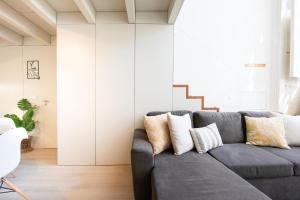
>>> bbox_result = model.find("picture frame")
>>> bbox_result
[27,60,40,80]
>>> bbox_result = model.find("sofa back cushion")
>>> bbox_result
[147,110,193,127]
[193,112,244,143]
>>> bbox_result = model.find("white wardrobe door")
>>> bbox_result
[135,24,174,128]
[96,23,135,165]
[57,24,96,165]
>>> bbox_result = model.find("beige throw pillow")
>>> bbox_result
[245,116,290,149]
[144,114,171,155]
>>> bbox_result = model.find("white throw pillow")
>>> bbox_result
[283,115,300,146]
[167,113,194,155]
[272,113,300,146]
[190,123,223,153]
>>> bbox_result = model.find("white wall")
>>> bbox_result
[135,24,174,128]
[174,0,280,112]
[278,0,300,115]
[0,47,23,116]
[0,42,57,148]
[23,45,57,148]
[290,0,300,78]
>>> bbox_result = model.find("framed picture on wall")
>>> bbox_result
[27,60,40,79]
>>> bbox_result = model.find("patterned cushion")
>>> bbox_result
[190,123,223,153]
[245,117,290,149]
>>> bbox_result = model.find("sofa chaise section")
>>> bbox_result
[152,151,271,200]
[131,128,271,200]
[131,110,300,200]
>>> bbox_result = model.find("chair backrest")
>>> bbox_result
[0,117,16,134]
[0,128,27,178]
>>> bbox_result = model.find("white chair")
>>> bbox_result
[0,124,31,199]
[0,117,16,134]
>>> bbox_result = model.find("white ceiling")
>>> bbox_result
[136,0,170,11]
[0,0,176,43]
[46,0,79,12]
[91,0,126,11]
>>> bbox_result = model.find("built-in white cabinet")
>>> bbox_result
[57,24,96,165]
[96,16,135,165]
[57,13,174,165]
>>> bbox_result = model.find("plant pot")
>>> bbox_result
[21,135,33,153]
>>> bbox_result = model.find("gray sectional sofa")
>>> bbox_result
[131,111,300,200]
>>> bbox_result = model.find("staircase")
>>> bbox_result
[173,84,220,112]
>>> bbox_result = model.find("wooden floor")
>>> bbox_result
[1,149,134,200]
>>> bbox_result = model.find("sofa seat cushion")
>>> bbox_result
[261,146,300,176]
[193,112,244,143]
[247,176,300,200]
[152,151,271,200]
[208,144,294,179]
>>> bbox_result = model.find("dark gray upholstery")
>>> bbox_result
[193,112,244,143]
[131,129,154,200]
[239,111,272,135]
[247,176,300,200]
[208,144,294,178]
[131,110,300,200]
[152,151,271,200]
[261,146,300,176]
[154,149,213,167]
[147,110,192,117]
[239,111,272,118]
[147,110,193,126]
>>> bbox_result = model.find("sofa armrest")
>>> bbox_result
[131,129,154,200]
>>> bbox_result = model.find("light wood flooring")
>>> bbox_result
[0,149,134,200]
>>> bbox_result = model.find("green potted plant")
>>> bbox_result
[5,99,38,152]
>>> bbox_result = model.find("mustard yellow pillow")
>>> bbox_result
[245,116,290,149]
[144,114,171,155]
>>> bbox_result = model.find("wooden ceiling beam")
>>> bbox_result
[168,0,185,24]
[22,0,57,28]
[73,0,96,24]
[0,24,23,45]
[125,0,135,24]
[0,1,50,44]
